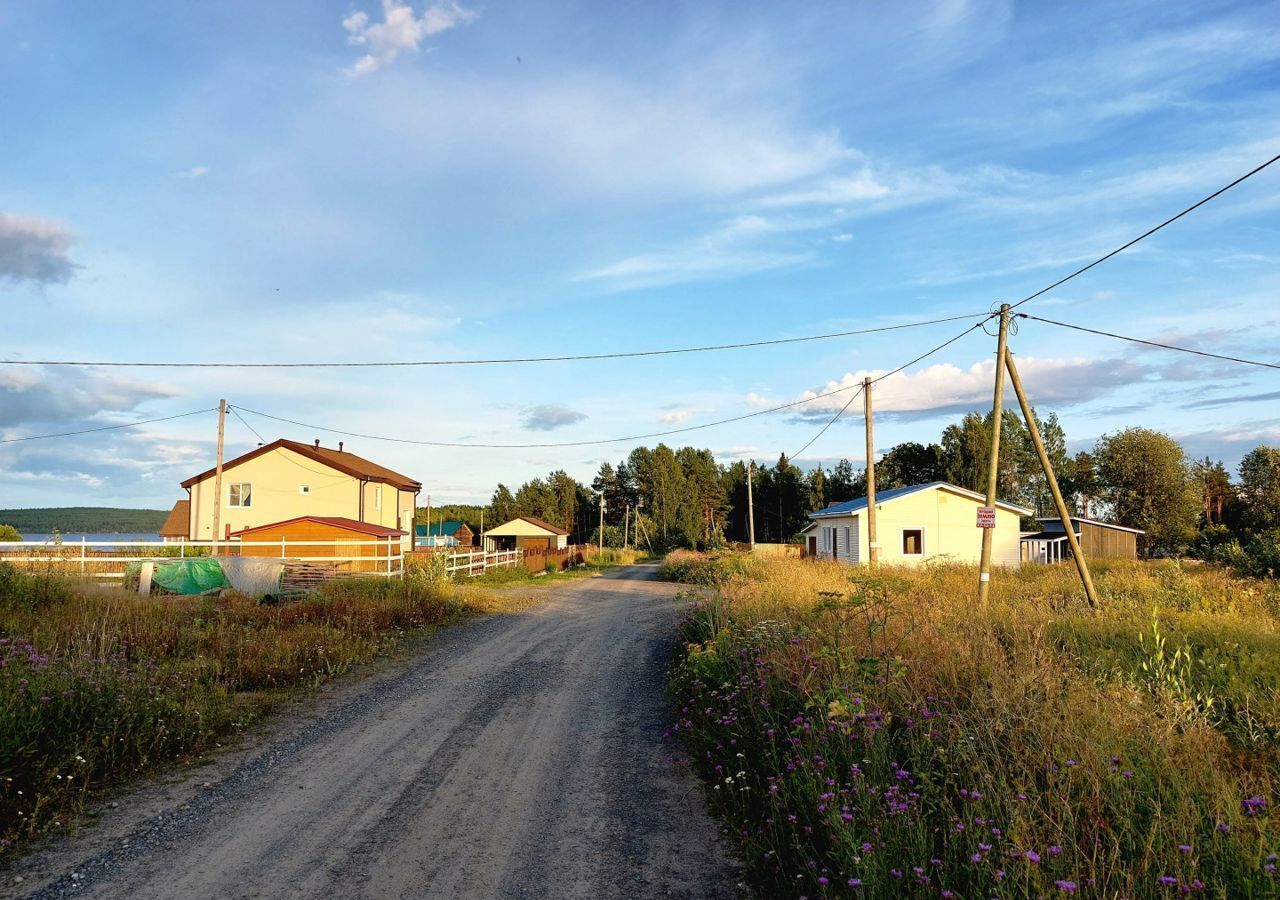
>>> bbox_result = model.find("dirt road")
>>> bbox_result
[13,566,739,900]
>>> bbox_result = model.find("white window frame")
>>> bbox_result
[900,526,925,557]
[229,483,252,508]
[375,484,383,511]
[299,484,310,495]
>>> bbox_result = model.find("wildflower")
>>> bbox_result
[1242,796,1268,816]
[1178,844,1191,853]
[1216,823,1231,833]
[1055,881,1078,892]
[1122,770,1134,779]
[1025,850,1041,864]
[846,878,861,887]
[1048,845,1062,856]
[1158,875,1178,886]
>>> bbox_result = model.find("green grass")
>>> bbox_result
[665,554,1280,898]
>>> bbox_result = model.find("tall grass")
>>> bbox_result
[665,554,1280,897]
[0,564,519,853]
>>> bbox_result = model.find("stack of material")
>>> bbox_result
[281,561,343,592]
[219,557,285,596]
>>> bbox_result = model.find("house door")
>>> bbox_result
[807,535,817,557]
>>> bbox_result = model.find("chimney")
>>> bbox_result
[314,439,320,449]
[339,441,344,453]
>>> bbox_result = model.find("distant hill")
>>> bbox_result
[0,507,169,534]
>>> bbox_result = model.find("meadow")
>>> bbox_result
[662,551,1280,898]
[0,561,539,854]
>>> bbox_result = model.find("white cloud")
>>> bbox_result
[343,0,476,76]
[0,367,179,429]
[782,355,1150,422]
[660,405,717,424]
[0,212,79,285]
[176,166,209,178]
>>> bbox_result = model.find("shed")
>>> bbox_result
[230,516,406,573]
[806,482,1031,568]
[1021,516,1143,563]
[482,516,570,552]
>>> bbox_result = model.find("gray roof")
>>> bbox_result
[810,481,1034,519]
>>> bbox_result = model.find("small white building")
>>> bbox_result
[804,482,1031,568]
[482,516,570,552]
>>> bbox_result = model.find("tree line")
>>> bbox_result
[456,409,1279,570]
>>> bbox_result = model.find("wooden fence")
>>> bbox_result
[729,542,803,558]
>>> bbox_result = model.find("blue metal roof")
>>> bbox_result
[414,520,467,537]
[809,481,1033,519]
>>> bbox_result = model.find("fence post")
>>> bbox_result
[386,536,392,576]
[281,536,287,560]
[80,536,86,575]
[180,539,186,559]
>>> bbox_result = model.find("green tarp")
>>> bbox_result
[126,558,228,595]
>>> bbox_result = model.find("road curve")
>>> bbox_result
[18,566,739,900]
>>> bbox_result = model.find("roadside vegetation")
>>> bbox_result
[664,551,1280,897]
[0,562,540,854]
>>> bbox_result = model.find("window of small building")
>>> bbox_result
[229,483,252,507]
[902,528,923,556]
[299,485,310,495]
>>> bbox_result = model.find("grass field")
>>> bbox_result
[663,551,1280,898]
[0,562,541,855]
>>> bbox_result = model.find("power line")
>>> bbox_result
[229,405,269,443]
[0,311,990,369]
[1007,151,1280,312]
[788,319,990,459]
[1020,313,1280,370]
[0,408,216,445]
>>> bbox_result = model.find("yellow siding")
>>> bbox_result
[187,446,416,547]
[819,486,1023,568]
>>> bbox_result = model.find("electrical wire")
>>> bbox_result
[0,408,216,444]
[229,406,268,444]
[1007,152,1280,312]
[1020,313,1280,370]
[788,319,991,459]
[232,318,992,452]
[0,311,990,368]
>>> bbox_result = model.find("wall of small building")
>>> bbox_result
[1079,523,1138,559]
[233,520,398,573]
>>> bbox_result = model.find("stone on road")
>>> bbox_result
[17,565,738,900]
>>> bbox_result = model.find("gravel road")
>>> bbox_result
[10,565,739,900]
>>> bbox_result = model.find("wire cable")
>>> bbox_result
[0,311,990,368]
[787,319,990,458]
[1007,152,1280,312]
[229,405,269,444]
[0,408,216,445]
[1020,313,1280,370]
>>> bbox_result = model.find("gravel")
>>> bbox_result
[8,566,740,900]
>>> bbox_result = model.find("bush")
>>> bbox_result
[658,549,764,585]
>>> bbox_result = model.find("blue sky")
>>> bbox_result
[2,0,1279,509]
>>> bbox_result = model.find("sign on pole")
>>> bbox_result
[976,506,997,529]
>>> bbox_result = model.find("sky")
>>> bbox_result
[1,0,1279,510]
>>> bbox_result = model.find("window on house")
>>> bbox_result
[229,483,252,507]
[299,485,310,495]
[902,528,923,556]
[375,484,382,510]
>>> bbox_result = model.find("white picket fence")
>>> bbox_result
[437,548,523,578]
[0,537,406,580]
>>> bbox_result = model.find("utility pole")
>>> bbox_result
[978,305,1011,603]
[211,399,226,555]
[864,377,878,566]
[1005,351,1099,609]
[746,461,756,550]
[624,503,630,549]
[598,493,606,554]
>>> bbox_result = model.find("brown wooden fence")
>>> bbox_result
[521,544,587,572]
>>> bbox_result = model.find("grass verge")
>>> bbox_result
[0,563,534,855]
[664,552,1280,897]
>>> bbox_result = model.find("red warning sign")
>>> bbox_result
[976,506,997,529]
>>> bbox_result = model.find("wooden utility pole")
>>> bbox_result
[598,493,606,554]
[624,503,630,549]
[746,461,756,549]
[978,305,1010,603]
[211,399,227,555]
[863,377,879,566]
[1005,351,1099,609]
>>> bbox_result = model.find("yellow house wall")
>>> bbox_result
[187,447,416,547]
[814,487,1023,568]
